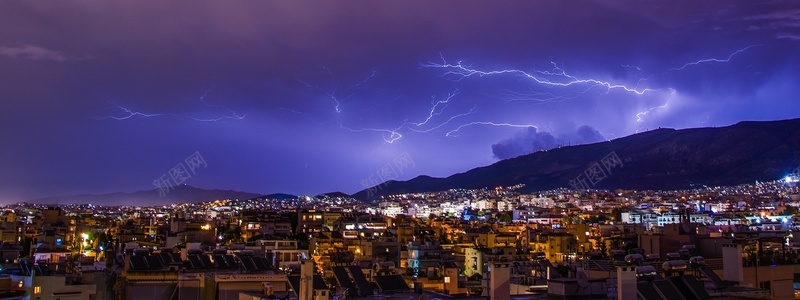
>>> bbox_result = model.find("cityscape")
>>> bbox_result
[0,176,799,299]
[2,1,800,300]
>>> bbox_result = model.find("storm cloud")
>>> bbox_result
[492,126,606,159]
[1,1,798,201]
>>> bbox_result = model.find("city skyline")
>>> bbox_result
[1,1,799,201]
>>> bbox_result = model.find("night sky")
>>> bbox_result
[2,1,799,201]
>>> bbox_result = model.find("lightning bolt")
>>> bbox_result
[187,112,246,122]
[414,90,458,126]
[339,122,404,144]
[95,105,165,120]
[279,107,308,115]
[298,78,342,113]
[423,58,658,95]
[331,95,341,113]
[191,90,247,121]
[193,90,247,121]
[445,122,538,137]
[630,45,756,125]
[316,45,754,146]
[339,90,476,144]
[96,90,246,122]
[408,106,478,133]
[352,70,377,87]
[669,45,761,71]
[635,89,675,123]
[621,64,642,71]
[424,56,674,128]
[301,69,378,114]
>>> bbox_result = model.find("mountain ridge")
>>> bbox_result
[353,118,800,199]
[24,118,800,205]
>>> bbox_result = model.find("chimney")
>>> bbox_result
[299,258,314,300]
[722,243,744,283]
[489,262,511,300]
[616,266,637,300]
[444,267,459,295]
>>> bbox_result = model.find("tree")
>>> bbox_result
[497,212,513,223]
[288,232,310,249]
[20,237,33,259]
[286,212,299,234]
[218,224,243,244]
[438,232,451,244]
[562,214,583,225]
[598,240,608,257]
[783,206,798,216]
[611,208,623,222]
[248,233,265,242]
[586,214,608,224]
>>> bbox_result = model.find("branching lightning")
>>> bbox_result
[301,69,380,114]
[96,91,246,122]
[340,91,476,144]
[352,70,377,87]
[193,89,247,121]
[408,106,478,133]
[299,78,341,113]
[95,105,165,120]
[414,90,458,126]
[314,45,755,147]
[621,64,642,71]
[635,89,675,123]
[421,56,673,135]
[423,58,658,95]
[187,111,246,122]
[339,122,404,144]
[445,122,538,137]
[669,45,761,71]
[331,95,341,113]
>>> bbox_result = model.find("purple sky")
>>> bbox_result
[1,1,799,201]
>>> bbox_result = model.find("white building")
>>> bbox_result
[379,202,404,218]
[13,273,96,300]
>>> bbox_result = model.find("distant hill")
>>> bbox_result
[318,192,351,198]
[354,118,800,200]
[252,193,298,201]
[31,185,261,206]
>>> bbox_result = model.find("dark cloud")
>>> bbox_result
[0,1,798,201]
[492,126,606,159]
[563,126,606,146]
